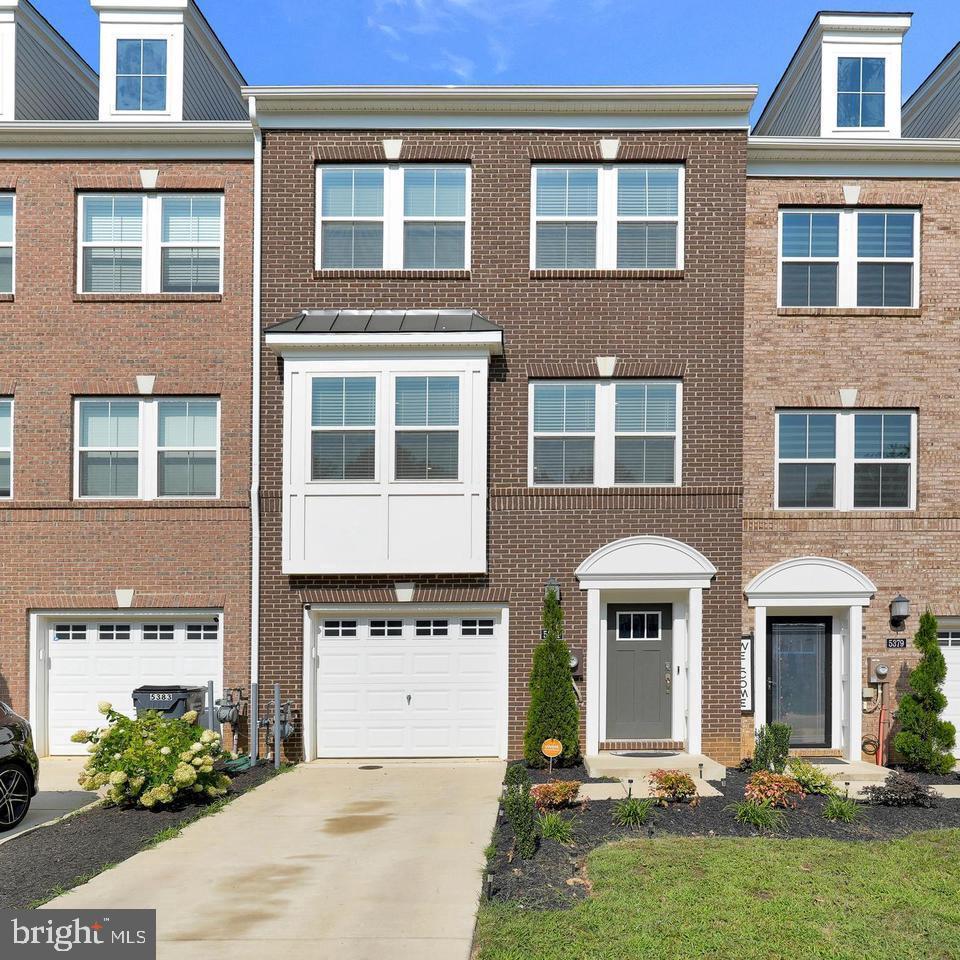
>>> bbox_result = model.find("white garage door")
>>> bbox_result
[316,613,505,758]
[940,629,960,757]
[48,618,222,755]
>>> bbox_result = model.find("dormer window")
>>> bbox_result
[116,39,167,112]
[838,57,885,128]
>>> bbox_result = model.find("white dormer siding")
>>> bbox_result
[754,12,911,140]
[0,0,97,121]
[903,42,960,138]
[91,0,245,123]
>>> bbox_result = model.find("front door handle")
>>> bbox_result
[406,694,412,705]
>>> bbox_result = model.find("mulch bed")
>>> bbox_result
[488,767,960,910]
[508,761,617,785]
[0,762,279,909]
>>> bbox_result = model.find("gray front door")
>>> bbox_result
[605,604,672,740]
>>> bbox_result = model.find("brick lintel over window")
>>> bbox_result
[525,361,686,380]
[312,144,473,163]
[72,175,227,191]
[69,380,224,397]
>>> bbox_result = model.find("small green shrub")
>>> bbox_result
[72,704,229,808]
[823,794,860,823]
[502,780,538,859]
[537,810,574,845]
[786,757,838,796]
[727,799,787,832]
[861,771,941,808]
[648,768,698,805]
[613,795,655,828]
[504,763,532,789]
[745,770,806,809]
[752,723,792,773]
[531,779,581,810]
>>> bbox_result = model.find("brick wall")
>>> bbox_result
[0,159,253,725]
[260,129,747,763]
[744,176,960,761]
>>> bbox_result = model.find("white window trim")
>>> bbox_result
[77,193,225,295]
[774,409,917,512]
[529,164,685,271]
[315,164,471,272]
[527,379,682,488]
[0,396,12,500]
[0,193,15,295]
[73,396,221,502]
[99,22,182,122]
[778,207,920,308]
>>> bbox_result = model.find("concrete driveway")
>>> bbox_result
[0,757,96,846]
[49,759,505,960]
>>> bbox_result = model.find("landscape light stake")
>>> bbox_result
[698,762,704,780]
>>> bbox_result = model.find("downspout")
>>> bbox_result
[248,95,262,748]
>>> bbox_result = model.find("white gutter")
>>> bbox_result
[248,95,262,718]
[748,135,960,162]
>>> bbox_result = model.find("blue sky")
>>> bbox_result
[36,1,960,121]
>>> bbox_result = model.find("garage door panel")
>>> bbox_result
[942,645,960,757]
[48,619,222,756]
[316,615,504,758]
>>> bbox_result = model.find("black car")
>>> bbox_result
[0,701,38,830]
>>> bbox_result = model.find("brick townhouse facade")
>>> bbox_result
[0,0,253,756]
[743,11,960,764]
[249,86,756,764]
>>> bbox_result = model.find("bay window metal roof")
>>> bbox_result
[265,309,502,335]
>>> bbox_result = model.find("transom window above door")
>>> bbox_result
[617,611,661,640]
[531,164,684,270]
[316,165,470,270]
[529,380,681,487]
[779,208,918,308]
[776,409,916,510]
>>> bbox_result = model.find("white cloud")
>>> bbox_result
[435,49,476,81]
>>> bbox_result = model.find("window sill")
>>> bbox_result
[74,293,223,303]
[530,269,684,280]
[777,306,921,318]
[0,294,13,303]
[313,269,470,280]
[0,499,248,510]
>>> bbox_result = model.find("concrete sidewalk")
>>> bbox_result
[48,759,505,960]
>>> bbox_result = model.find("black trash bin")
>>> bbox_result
[131,685,205,721]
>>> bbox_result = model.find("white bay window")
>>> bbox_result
[0,398,12,498]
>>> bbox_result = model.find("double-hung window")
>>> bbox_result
[530,381,681,487]
[394,376,459,481]
[310,376,376,481]
[0,399,11,498]
[779,208,918,308]
[316,165,470,270]
[116,39,167,112]
[776,410,915,510]
[75,397,220,500]
[837,56,884,128]
[78,193,224,294]
[0,194,14,294]
[531,164,683,270]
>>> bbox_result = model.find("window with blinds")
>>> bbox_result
[530,380,680,487]
[75,397,219,500]
[395,376,460,481]
[0,195,14,294]
[776,409,915,511]
[532,164,683,270]
[317,165,470,270]
[311,377,376,481]
[0,399,11,499]
[78,193,224,294]
[779,208,917,308]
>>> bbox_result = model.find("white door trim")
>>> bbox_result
[30,608,223,758]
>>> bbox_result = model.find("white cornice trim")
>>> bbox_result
[0,120,252,145]
[748,134,960,163]
[264,331,504,355]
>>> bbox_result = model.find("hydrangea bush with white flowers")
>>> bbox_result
[72,703,231,808]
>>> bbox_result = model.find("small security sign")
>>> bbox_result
[541,738,563,759]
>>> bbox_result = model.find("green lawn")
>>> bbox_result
[474,831,960,960]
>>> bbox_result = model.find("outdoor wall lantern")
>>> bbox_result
[544,576,562,602]
[890,594,911,631]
